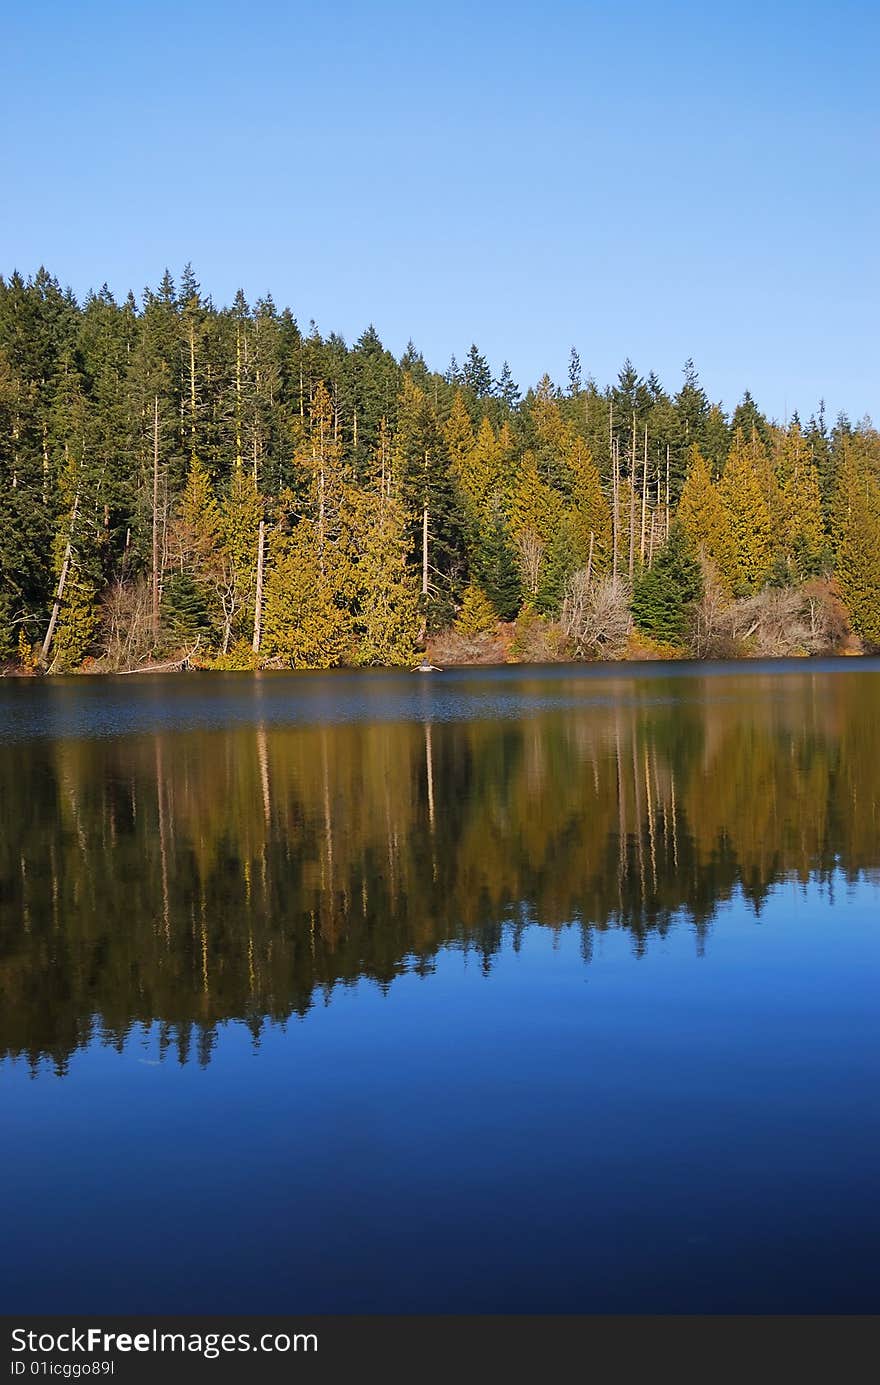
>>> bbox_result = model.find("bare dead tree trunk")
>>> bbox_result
[235,321,242,468]
[586,530,595,586]
[628,413,637,581]
[189,323,198,461]
[151,395,160,644]
[612,446,620,582]
[317,412,326,576]
[41,483,80,666]
[221,590,234,654]
[421,445,431,604]
[514,529,545,598]
[252,518,265,654]
[640,425,648,563]
[419,477,430,646]
[610,403,618,581]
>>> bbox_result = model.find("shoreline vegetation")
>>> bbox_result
[2,267,879,679]
[2,605,866,677]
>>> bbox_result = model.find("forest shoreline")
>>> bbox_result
[2,640,867,680]
[5,269,880,682]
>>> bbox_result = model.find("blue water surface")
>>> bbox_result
[1,664,878,1312]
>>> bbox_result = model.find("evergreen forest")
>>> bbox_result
[2,265,879,673]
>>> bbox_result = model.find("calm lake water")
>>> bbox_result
[1,661,879,1313]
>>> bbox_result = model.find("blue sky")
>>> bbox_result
[2,1,877,422]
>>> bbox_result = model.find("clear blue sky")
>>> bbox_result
[2,1,877,422]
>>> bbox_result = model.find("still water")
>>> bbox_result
[1,661,878,1313]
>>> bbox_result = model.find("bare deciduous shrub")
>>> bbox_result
[800,578,851,651]
[734,588,811,656]
[689,564,739,658]
[513,528,545,599]
[98,578,154,671]
[428,627,507,665]
[688,570,851,659]
[561,572,631,658]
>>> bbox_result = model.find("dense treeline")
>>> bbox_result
[2,667,878,1072]
[2,266,879,672]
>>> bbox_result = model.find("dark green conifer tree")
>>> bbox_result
[494,361,520,409]
[568,347,582,398]
[475,502,521,620]
[463,344,492,399]
[731,390,770,448]
[631,525,702,644]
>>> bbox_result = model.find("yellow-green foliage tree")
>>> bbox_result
[508,451,561,544]
[531,375,571,487]
[567,437,612,572]
[262,522,350,668]
[496,420,517,504]
[835,450,880,648]
[45,438,102,670]
[719,431,775,591]
[458,417,503,520]
[456,582,497,636]
[348,491,420,665]
[749,427,786,534]
[163,457,223,648]
[50,565,100,670]
[216,468,264,652]
[443,390,474,483]
[175,457,220,577]
[782,459,825,576]
[507,451,563,599]
[676,446,737,588]
[299,382,347,573]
